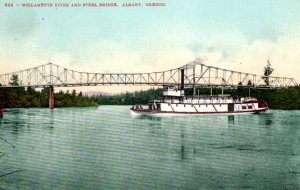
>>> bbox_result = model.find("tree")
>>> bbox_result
[9,74,19,86]
[72,89,76,98]
[264,59,274,86]
[27,86,36,95]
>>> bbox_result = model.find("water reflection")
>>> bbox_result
[133,115,162,122]
[227,115,235,125]
[258,112,274,126]
[0,109,55,135]
[47,110,54,129]
[133,115,162,129]
[5,109,27,135]
[133,115,198,160]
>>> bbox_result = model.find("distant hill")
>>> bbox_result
[83,91,112,97]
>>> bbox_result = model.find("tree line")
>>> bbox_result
[0,75,96,108]
[90,88,163,105]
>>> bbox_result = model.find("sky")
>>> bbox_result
[0,0,300,93]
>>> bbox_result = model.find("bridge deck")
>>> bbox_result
[0,61,297,88]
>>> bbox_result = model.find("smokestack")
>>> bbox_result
[181,69,184,90]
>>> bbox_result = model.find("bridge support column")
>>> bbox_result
[49,86,54,109]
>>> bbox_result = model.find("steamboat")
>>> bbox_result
[130,86,268,116]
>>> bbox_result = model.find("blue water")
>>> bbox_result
[0,106,299,189]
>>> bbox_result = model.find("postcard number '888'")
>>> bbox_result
[5,2,14,7]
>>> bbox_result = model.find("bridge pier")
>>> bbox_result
[49,86,54,109]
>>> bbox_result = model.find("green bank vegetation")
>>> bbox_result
[90,88,163,105]
[0,75,96,108]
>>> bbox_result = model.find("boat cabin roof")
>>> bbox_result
[163,85,177,90]
[163,94,232,98]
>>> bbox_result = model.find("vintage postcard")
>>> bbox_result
[1,0,299,189]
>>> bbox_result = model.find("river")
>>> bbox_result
[0,106,299,189]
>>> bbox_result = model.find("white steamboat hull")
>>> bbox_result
[130,108,268,116]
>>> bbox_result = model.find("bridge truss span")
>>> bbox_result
[0,61,297,88]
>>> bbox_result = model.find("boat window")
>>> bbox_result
[242,105,247,109]
[248,105,253,109]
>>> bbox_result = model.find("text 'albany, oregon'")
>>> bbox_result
[4,2,167,8]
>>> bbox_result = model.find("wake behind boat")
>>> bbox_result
[130,86,268,116]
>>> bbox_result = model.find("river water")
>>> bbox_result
[0,106,299,189]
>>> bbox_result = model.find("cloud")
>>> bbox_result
[217,33,300,80]
[1,24,300,93]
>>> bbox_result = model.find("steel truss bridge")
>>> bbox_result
[0,61,297,88]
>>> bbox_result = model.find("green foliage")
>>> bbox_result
[0,75,96,108]
[9,74,19,86]
[0,87,96,108]
[91,88,163,105]
[55,89,96,107]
